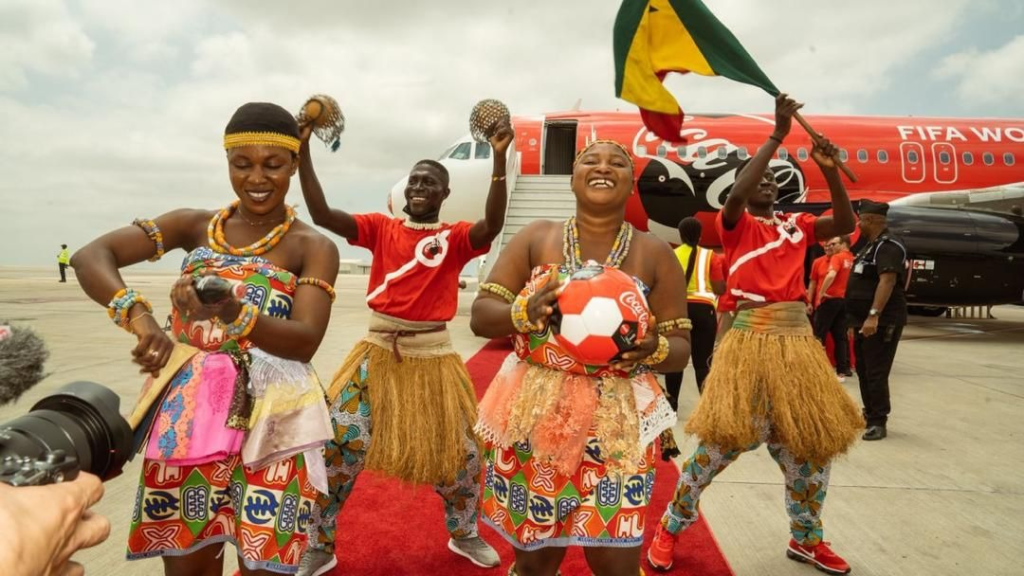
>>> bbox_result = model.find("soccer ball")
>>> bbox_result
[549,265,651,366]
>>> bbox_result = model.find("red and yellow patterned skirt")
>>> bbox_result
[127,453,316,573]
[482,438,656,550]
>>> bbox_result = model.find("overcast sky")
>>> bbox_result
[2,0,1022,268]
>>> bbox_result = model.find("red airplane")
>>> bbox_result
[393,110,1023,246]
[388,110,1024,309]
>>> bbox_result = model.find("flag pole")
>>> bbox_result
[793,112,858,183]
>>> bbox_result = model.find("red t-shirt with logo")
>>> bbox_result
[716,210,819,305]
[350,214,490,321]
[823,251,854,299]
[810,255,830,304]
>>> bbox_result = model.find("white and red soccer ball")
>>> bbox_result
[549,265,651,366]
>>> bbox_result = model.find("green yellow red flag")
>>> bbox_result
[614,0,780,141]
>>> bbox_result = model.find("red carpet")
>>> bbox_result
[322,340,734,575]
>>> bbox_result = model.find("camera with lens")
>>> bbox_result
[0,381,133,487]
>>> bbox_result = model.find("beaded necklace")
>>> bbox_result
[208,200,296,257]
[562,216,633,271]
[403,220,442,231]
[752,211,783,227]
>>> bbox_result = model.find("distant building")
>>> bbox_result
[338,259,372,275]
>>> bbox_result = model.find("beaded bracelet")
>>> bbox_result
[107,288,154,331]
[297,277,336,303]
[491,175,507,182]
[640,335,670,366]
[132,218,165,262]
[657,317,693,333]
[479,282,516,304]
[217,301,260,339]
[510,294,541,333]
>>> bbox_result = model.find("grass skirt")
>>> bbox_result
[684,302,864,462]
[325,317,479,485]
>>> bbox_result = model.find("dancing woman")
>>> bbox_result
[471,140,692,576]
[72,102,339,575]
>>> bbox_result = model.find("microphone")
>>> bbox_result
[0,322,50,406]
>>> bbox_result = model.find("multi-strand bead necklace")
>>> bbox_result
[562,216,633,270]
[208,200,295,257]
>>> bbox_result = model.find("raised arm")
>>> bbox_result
[71,208,210,376]
[722,94,802,228]
[298,124,358,240]
[811,138,856,240]
[469,122,515,250]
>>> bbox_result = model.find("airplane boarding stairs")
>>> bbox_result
[478,175,573,281]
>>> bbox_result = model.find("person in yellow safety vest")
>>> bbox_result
[57,244,71,283]
[663,217,726,407]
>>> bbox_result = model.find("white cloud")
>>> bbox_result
[0,0,1022,268]
[935,35,1024,105]
[0,0,94,91]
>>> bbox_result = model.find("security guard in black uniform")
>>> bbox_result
[846,200,907,441]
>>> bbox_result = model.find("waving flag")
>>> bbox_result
[614,0,780,142]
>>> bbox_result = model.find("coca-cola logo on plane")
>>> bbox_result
[630,120,806,234]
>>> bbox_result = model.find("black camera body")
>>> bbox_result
[0,450,79,487]
[0,381,132,487]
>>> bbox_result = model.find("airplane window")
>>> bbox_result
[983,152,994,166]
[778,147,789,161]
[438,145,457,160]
[857,149,868,163]
[657,145,668,158]
[877,150,889,164]
[449,142,472,160]
[475,142,491,160]
[962,151,974,165]
[839,149,849,162]
[717,147,728,159]
[697,146,707,159]
[907,150,919,164]
[939,151,951,164]
[1004,153,1016,166]
[797,147,808,161]
[737,147,749,160]
[636,144,648,157]
[676,145,688,158]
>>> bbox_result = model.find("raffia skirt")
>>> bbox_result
[685,302,864,462]
[325,312,480,485]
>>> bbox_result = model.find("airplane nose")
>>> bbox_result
[389,136,512,224]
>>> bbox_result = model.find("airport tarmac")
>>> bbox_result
[1,267,1022,576]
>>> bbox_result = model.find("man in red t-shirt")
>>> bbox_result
[807,240,836,313]
[295,122,514,574]
[814,236,854,378]
[650,94,864,576]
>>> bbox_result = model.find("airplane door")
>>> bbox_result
[542,121,578,175]
[932,142,958,184]
[899,142,926,184]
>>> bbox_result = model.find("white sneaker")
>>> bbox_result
[448,536,500,568]
[837,374,846,383]
[296,548,338,576]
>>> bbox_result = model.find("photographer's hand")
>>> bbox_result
[0,473,110,576]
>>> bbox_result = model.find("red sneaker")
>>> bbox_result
[647,524,678,571]
[787,540,851,574]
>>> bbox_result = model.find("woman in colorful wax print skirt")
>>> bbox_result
[469,140,693,576]
[71,103,340,575]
